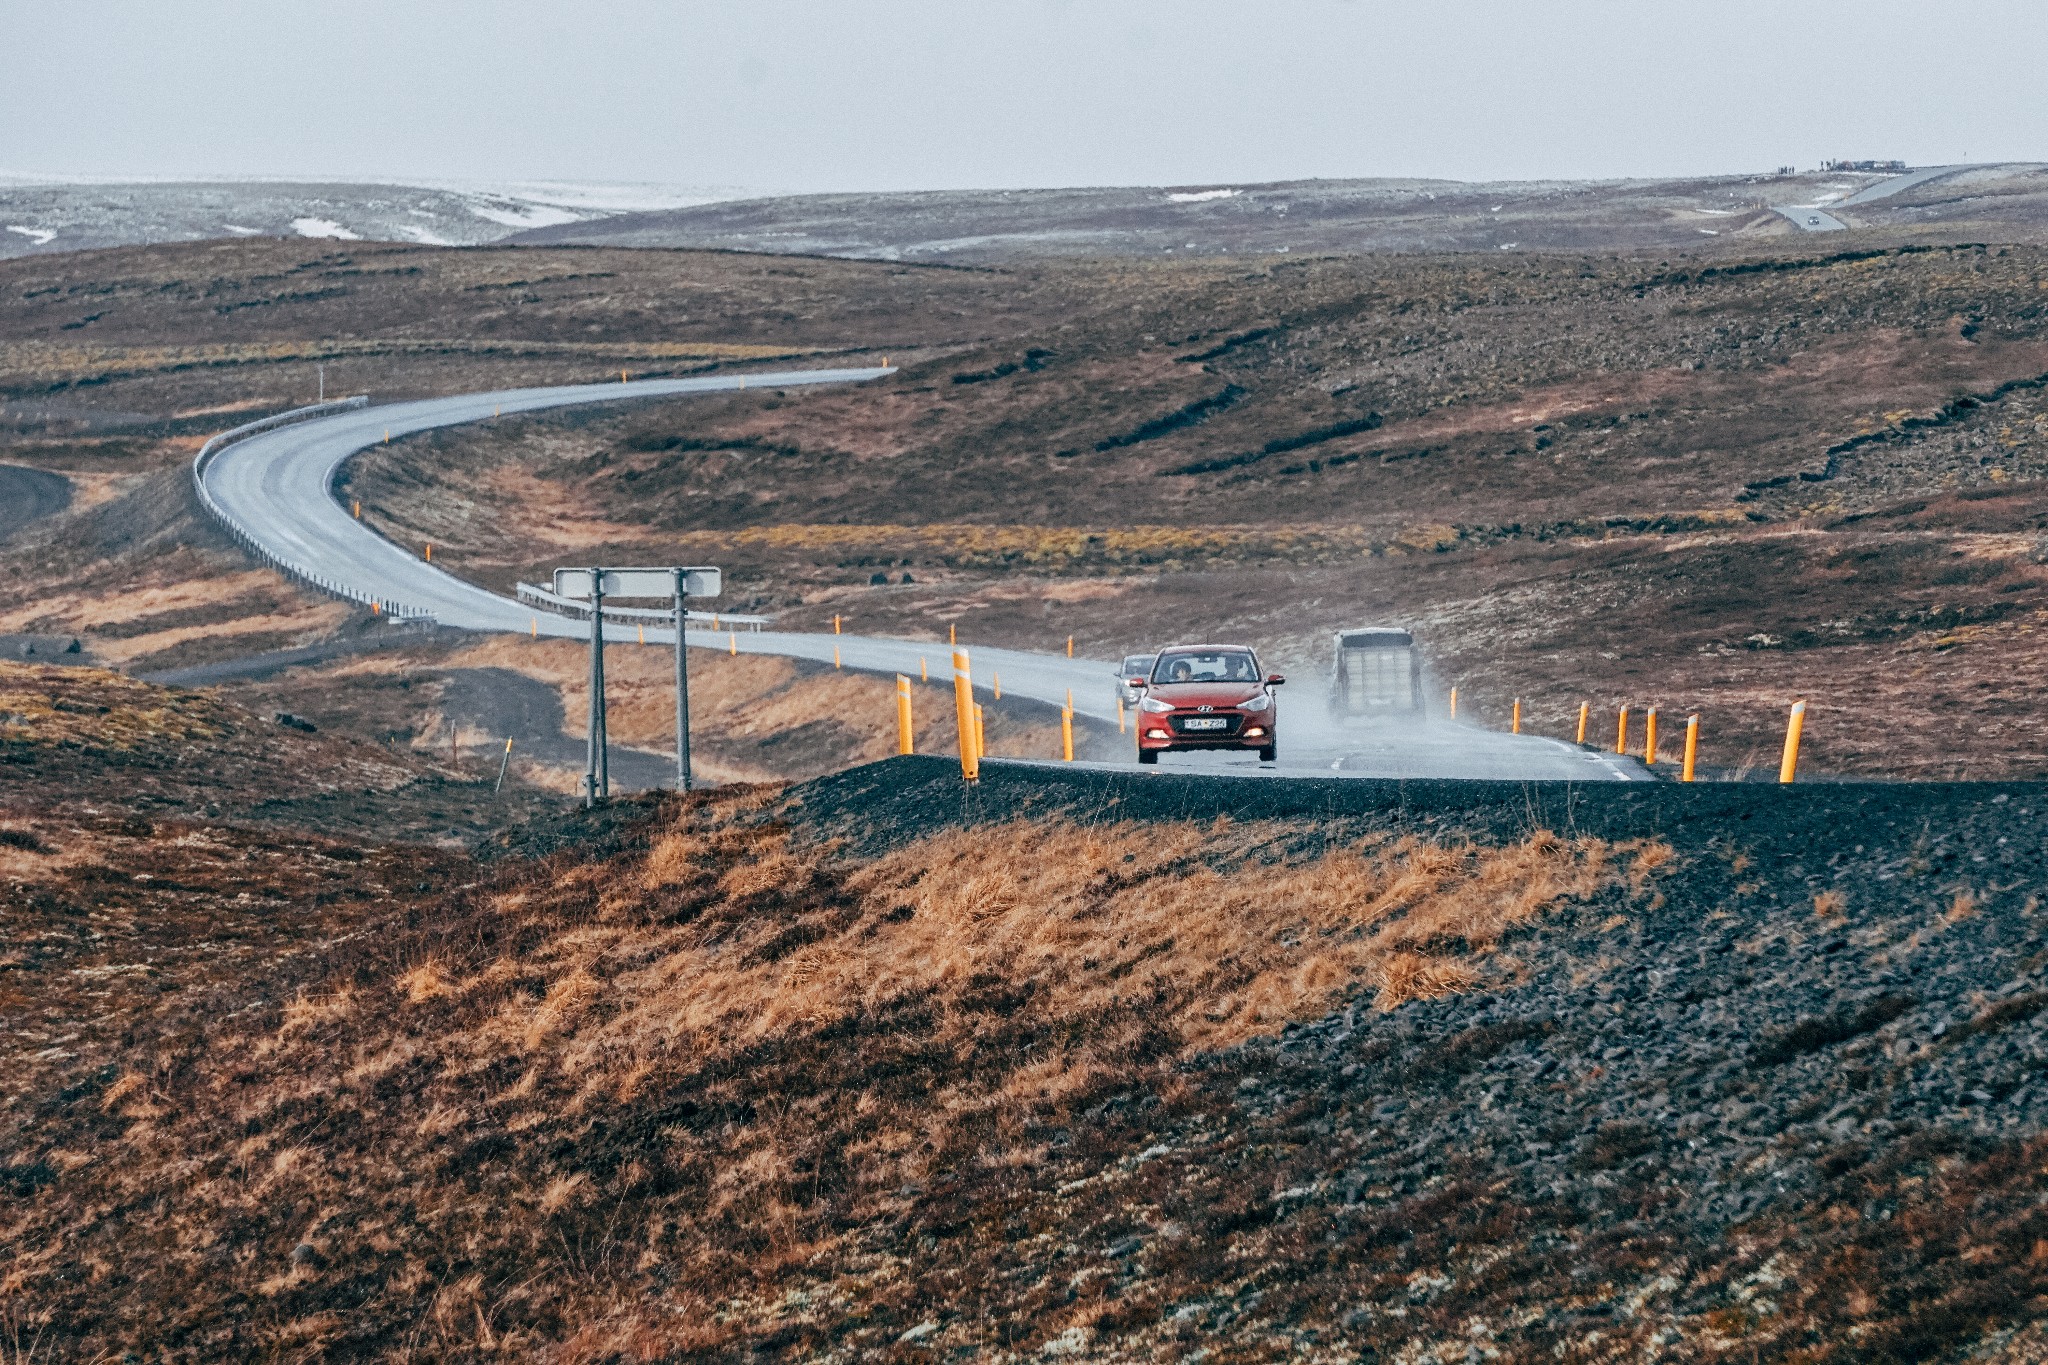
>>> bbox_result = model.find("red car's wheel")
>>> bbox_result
[1138,748,1160,765]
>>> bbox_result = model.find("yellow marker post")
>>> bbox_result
[424,543,432,562]
[621,369,628,384]
[494,405,500,418]
[993,671,1001,700]
[531,617,537,638]
[833,644,841,669]
[952,649,978,780]
[896,675,914,755]
[1682,714,1700,782]
[1117,697,1127,734]
[1067,635,1074,658]
[833,615,842,635]
[1779,701,1807,784]
[1512,698,1522,734]
[729,632,738,656]
[638,624,645,646]
[1576,702,1590,745]
[384,429,389,443]
[1062,696,1074,762]
[1449,686,1458,720]
[1614,705,1629,755]
[371,601,381,616]
[920,656,928,682]
[1644,707,1659,765]
[949,623,957,646]
[975,703,987,760]
[352,500,361,518]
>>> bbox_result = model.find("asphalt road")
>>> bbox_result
[1771,204,1848,232]
[200,376,1641,783]
[0,464,71,541]
[1839,166,1967,205]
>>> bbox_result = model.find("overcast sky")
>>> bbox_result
[5,0,2042,193]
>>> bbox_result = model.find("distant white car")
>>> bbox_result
[1114,653,1156,708]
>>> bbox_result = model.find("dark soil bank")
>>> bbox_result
[768,758,2048,1360]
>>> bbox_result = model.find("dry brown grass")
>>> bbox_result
[424,815,1660,1123]
[3,794,1668,1361]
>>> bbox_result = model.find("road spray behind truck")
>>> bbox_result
[1330,626,1424,717]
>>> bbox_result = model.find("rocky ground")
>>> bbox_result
[6,665,2048,1361]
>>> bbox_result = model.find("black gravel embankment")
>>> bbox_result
[776,757,2048,1356]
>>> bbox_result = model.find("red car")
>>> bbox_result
[1129,644,1284,764]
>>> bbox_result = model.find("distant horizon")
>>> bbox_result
[6,162,2030,202]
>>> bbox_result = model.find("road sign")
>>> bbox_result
[552,563,724,801]
[552,566,721,600]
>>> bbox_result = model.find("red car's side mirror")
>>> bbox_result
[1266,673,1286,685]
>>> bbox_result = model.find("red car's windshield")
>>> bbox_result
[1151,649,1259,684]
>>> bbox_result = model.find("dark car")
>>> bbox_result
[1129,644,1283,764]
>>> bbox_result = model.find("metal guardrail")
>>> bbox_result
[515,581,771,630]
[190,397,437,622]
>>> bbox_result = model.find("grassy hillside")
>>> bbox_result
[7,238,2048,780]
[7,668,2048,1361]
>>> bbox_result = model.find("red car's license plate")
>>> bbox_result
[1181,717,1229,730]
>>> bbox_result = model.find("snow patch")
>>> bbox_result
[223,224,263,236]
[463,197,584,229]
[5,225,56,245]
[426,179,751,213]
[394,223,455,246]
[1167,188,1239,203]
[291,217,360,240]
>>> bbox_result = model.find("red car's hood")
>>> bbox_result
[1148,682,1267,708]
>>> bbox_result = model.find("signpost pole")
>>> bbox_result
[673,568,692,791]
[556,564,718,802]
[586,567,607,805]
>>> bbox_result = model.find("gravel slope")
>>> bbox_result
[757,758,2048,1360]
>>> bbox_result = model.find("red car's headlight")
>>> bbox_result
[1139,697,1173,713]
[1240,692,1272,712]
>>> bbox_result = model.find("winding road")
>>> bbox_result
[0,464,72,542]
[198,375,1641,782]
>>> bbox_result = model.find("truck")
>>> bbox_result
[1330,626,1423,717]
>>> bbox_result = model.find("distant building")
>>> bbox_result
[1822,159,1908,174]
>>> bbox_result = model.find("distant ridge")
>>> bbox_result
[507,165,2048,261]
[4,166,2045,262]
